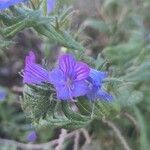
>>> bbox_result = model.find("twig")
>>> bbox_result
[0,130,76,150]
[0,129,91,150]
[80,128,91,144]
[55,129,67,150]
[73,131,80,150]
[94,0,105,21]
[0,138,57,150]
[11,86,23,94]
[102,119,132,150]
[122,112,140,135]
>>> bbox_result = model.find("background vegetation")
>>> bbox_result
[0,0,150,150]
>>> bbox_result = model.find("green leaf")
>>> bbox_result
[0,40,15,48]
[34,115,71,128]
[76,98,92,115]
[1,7,84,52]
[22,84,52,121]
[22,85,92,129]
[116,85,143,107]
[42,0,47,16]
[83,19,110,34]
[61,102,91,122]
[94,101,119,119]
[103,43,143,66]
[123,62,150,82]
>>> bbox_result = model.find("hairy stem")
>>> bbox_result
[122,112,140,135]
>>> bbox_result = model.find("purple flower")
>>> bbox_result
[87,69,113,101]
[23,51,49,85]
[27,131,37,142]
[23,52,112,102]
[49,54,90,100]
[0,88,7,102]
[47,0,56,14]
[0,0,27,10]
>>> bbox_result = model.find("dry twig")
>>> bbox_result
[0,128,91,150]
[73,131,80,150]
[0,130,76,150]
[103,119,132,150]
[55,129,67,150]
[80,128,91,144]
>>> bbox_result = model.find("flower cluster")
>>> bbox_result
[23,51,112,101]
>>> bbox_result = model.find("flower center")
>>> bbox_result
[66,77,72,86]
[66,77,75,92]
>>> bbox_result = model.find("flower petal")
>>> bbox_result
[23,64,49,84]
[72,81,88,97]
[49,68,65,86]
[89,69,107,86]
[86,85,98,100]
[23,51,49,84]
[25,51,36,64]
[47,0,56,14]
[27,131,37,142]
[55,85,71,100]
[59,54,76,76]
[54,81,88,100]
[97,90,113,101]
[0,88,7,102]
[0,0,27,10]
[74,62,90,81]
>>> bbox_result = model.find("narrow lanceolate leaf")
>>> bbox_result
[1,7,84,52]
[94,101,119,119]
[42,0,47,16]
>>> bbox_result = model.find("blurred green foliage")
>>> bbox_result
[0,0,150,150]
